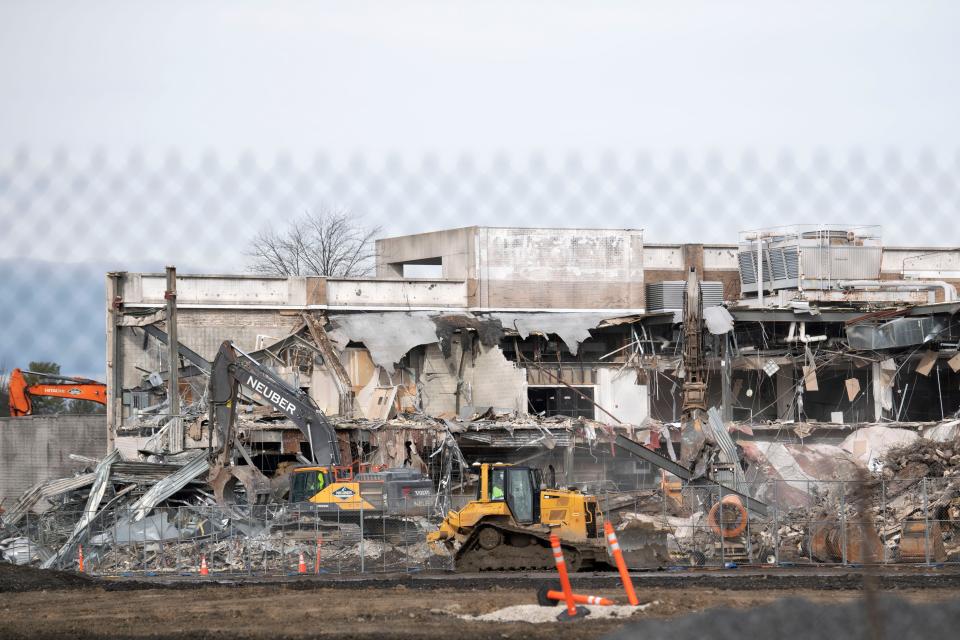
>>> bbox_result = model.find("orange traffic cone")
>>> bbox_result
[199,554,209,576]
[604,521,639,606]
[77,545,85,573]
[537,586,614,607]
[550,534,589,621]
[298,551,307,575]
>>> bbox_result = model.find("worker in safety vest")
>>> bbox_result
[307,471,326,495]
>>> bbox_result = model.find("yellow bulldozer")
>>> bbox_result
[428,462,668,571]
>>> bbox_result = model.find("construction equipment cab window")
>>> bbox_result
[506,469,536,523]
[490,469,505,500]
[290,470,328,502]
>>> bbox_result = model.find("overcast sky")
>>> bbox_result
[2,1,959,155]
[1,1,959,377]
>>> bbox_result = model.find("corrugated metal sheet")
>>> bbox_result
[740,234,882,294]
[1,473,96,527]
[801,245,883,283]
[110,462,185,483]
[459,430,573,448]
[846,316,947,350]
[43,450,121,569]
[129,454,210,522]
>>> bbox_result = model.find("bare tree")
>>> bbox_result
[245,209,382,277]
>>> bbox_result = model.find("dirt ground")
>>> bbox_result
[2,580,959,640]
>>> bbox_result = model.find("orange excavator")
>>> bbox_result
[7,368,107,416]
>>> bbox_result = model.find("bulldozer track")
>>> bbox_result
[453,522,608,572]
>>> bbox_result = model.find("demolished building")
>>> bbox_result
[104,225,960,474]
[5,223,960,571]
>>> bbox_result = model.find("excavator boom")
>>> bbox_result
[209,341,341,466]
[7,368,107,416]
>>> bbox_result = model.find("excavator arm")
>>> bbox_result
[208,341,341,467]
[7,368,107,416]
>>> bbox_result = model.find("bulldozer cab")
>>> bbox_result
[478,464,541,525]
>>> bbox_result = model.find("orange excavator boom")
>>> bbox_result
[7,368,107,416]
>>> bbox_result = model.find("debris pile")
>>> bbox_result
[0,450,449,575]
[882,438,960,481]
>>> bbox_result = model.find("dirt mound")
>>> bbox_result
[603,595,960,640]
[0,562,93,592]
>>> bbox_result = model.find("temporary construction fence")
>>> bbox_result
[4,477,959,575]
[7,500,454,577]
[596,475,960,568]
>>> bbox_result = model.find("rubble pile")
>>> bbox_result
[0,452,448,575]
[882,438,960,481]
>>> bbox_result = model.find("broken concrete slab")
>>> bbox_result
[327,312,441,368]
[841,425,920,468]
[489,312,618,355]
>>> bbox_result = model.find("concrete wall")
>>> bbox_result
[118,272,470,310]
[376,227,477,281]
[595,369,649,426]
[881,247,960,300]
[378,226,647,309]
[0,415,108,502]
[118,308,304,394]
[476,227,645,310]
[325,278,466,308]
[467,344,528,413]
[135,274,307,306]
[418,340,526,415]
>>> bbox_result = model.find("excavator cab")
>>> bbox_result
[289,467,331,503]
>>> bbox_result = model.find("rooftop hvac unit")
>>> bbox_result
[738,226,882,294]
[646,281,724,317]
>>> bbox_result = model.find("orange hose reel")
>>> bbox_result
[707,495,748,538]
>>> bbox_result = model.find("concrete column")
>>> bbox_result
[165,266,183,453]
[682,243,705,277]
[105,272,124,453]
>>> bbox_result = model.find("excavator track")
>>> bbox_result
[453,522,608,572]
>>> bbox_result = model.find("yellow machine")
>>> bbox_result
[429,463,667,571]
[289,465,434,517]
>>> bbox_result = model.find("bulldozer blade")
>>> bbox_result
[611,521,670,569]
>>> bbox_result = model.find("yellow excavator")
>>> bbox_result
[207,341,434,526]
[428,462,668,571]
[288,464,434,517]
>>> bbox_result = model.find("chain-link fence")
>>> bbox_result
[6,475,960,575]
[13,499,453,577]
[600,475,960,569]
[2,148,959,377]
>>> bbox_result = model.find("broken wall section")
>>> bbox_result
[418,338,526,417]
